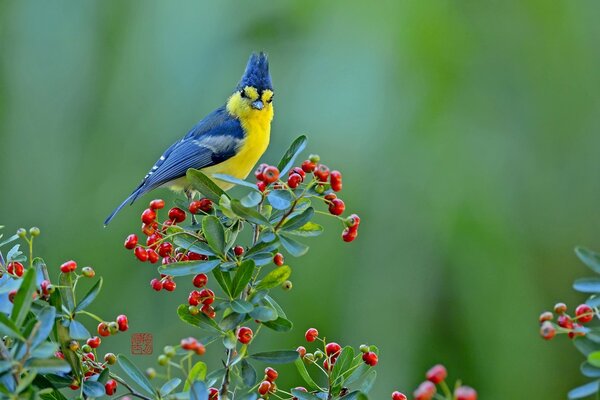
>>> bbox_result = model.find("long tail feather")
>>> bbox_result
[104,187,143,226]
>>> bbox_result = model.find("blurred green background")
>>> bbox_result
[2,1,600,398]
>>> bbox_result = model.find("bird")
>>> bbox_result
[104,52,274,226]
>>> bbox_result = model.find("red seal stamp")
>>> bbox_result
[130,333,153,355]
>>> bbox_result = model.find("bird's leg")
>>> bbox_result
[185,189,198,226]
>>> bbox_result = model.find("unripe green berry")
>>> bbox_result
[163,345,176,358]
[315,185,325,194]
[304,353,315,363]
[309,154,320,163]
[359,344,369,353]
[146,368,157,379]
[189,305,200,315]
[46,284,55,294]
[81,267,95,278]
[104,353,117,365]
[282,280,292,290]
[157,354,169,366]
[108,322,119,335]
[17,228,27,238]
[314,350,324,359]
[29,227,40,237]
[81,344,92,353]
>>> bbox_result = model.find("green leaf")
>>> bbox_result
[359,369,377,393]
[187,169,227,203]
[278,135,307,175]
[249,306,277,322]
[577,247,600,274]
[223,330,237,350]
[575,278,600,293]
[10,268,37,327]
[231,300,254,314]
[576,337,598,357]
[212,174,258,191]
[331,347,355,390]
[69,320,90,340]
[212,269,232,298]
[256,266,291,291]
[74,277,102,312]
[190,380,209,400]
[16,370,37,394]
[118,355,156,396]
[231,259,256,298]
[0,312,25,341]
[290,389,322,400]
[58,272,75,312]
[82,380,105,397]
[263,295,287,318]
[231,199,271,225]
[97,367,111,384]
[590,352,600,368]
[173,234,215,256]
[202,216,226,256]
[267,190,293,210]
[294,358,320,391]
[341,391,369,400]
[158,259,221,277]
[582,362,600,378]
[219,312,246,331]
[31,306,56,348]
[177,305,221,333]
[184,361,207,391]
[285,222,323,237]
[241,359,257,387]
[160,378,181,396]
[31,342,59,359]
[569,381,599,399]
[241,191,263,207]
[249,252,274,266]
[25,358,71,374]
[238,394,259,400]
[0,234,18,248]
[246,239,279,257]
[250,350,299,364]
[279,233,309,257]
[263,317,293,332]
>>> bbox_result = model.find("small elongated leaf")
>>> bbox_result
[212,174,258,190]
[587,296,600,308]
[250,350,299,364]
[69,320,90,340]
[250,252,274,266]
[177,305,221,333]
[31,341,59,359]
[184,361,207,391]
[241,191,263,207]
[83,380,105,397]
[118,355,155,396]
[212,269,232,298]
[160,378,181,396]
[268,190,293,210]
[582,362,600,378]
[187,169,227,203]
[569,381,599,399]
[173,235,215,256]
[331,347,355,388]
[294,358,320,390]
[359,369,377,393]
[31,306,56,348]
[590,352,600,368]
[574,278,600,294]
[75,278,103,312]
[16,370,37,394]
[231,259,256,298]
[246,239,279,257]
[241,359,257,387]
[231,300,254,314]
[59,272,75,312]
[11,268,37,327]
[279,234,309,257]
[256,266,291,291]
[249,306,277,322]
[341,391,369,400]
[0,234,18,248]
[577,247,600,274]
[203,216,226,256]
[278,135,307,175]
[25,358,71,374]
[264,295,287,318]
[286,222,323,237]
[282,207,314,231]
[219,312,246,331]
[290,389,322,400]
[231,200,271,225]
[158,259,221,277]
[263,317,293,332]
[0,312,25,340]
[576,337,598,357]
[190,380,209,400]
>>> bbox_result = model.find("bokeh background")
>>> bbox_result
[2,1,600,398]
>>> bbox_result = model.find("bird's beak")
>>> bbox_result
[251,100,264,110]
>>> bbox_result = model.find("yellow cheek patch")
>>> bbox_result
[243,86,259,101]
[262,90,274,103]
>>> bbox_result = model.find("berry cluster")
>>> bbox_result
[409,364,477,400]
[155,336,206,369]
[538,302,594,340]
[96,314,129,337]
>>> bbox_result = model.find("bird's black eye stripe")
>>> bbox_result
[266,94,273,103]
[240,89,247,98]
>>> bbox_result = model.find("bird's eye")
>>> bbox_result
[266,95,273,103]
[240,90,247,98]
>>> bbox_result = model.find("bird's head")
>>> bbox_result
[227,52,274,120]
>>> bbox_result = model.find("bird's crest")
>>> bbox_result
[237,52,272,92]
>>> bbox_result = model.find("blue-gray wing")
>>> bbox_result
[104,106,243,225]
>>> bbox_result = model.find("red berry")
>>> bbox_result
[305,328,319,342]
[8,290,16,303]
[326,342,341,357]
[576,304,594,323]
[146,233,162,249]
[193,273,208,288]
[288,173,303,189]
[124,234,138,250]
[86,336,101,349]
[188,251,208,261]
[234,245,245,256]
[199,198,213,212]
[7,261,24,277]
[237,327,253,344]
[150,278,163,291]
[301,160,316,173]
[201,304,216,319]
[362,351,378,366]
[258,380,271,395]
[158,242,173,257]
[257,181,267,192]
[328,198,345,216]
[265,367,278,382]
[141,208,156,224]
[149,199,165,210]
[208,387,219,400]
[181,337,198,350]
[314,164,330,182]
[554,302,567,314]
[40,279,51,295]
[255,163,269,181]
[296,346,307,358]
[105,379,117,396]
[540,321,556,340]
[538,311,553,323]
[557,314,573,329]
[346,213,361,228]
[60,260,77,273]
[97,322,110,337]
[323,358,333,370]
[188,200,202,214]
[330,170,342,192]
[116,315,129,332]
[163,279,176,291]
[455,386,477,400]
[342,227,358,242]
[168,207,186,223]
[426,364,447,383]
[414,381,436,400]
[198,288,215,305]
[262,166,280,184]
[188,290,201,306]
[273,253,284,266]
[392,392,407,400]
[134,246,148,262]
[147,249,159,264]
